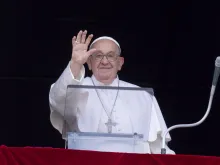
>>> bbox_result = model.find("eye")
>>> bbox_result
[107,54,115,58]
[96,55,103,58]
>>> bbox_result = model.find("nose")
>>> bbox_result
[101,56,109,65]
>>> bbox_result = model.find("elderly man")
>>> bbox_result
[49,30,175,154]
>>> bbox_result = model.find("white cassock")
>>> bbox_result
[49,62,175,154]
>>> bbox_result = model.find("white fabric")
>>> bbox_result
[89,36,120,49]
[49,62,175,154]
[92,76,134,134]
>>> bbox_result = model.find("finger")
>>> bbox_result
[81,30,87,43]
[72,36,76,45]
[87,48,97,57]
[85,34,94,46]
[76,30,83,43]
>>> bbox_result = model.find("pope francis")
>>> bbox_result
[49,30,175,154]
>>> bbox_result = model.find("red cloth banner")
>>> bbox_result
[0,145,220,165]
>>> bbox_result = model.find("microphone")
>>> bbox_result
[212,57,220,86]
[161,56,220,154]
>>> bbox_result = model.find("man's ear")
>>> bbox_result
[118,57,124,71]
[87,58,92,70]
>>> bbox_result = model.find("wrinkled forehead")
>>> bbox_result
[90,40,121,55]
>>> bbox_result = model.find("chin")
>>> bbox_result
[95,69,116,82]
[96,72,113,81]
[99,74,111,80]
[98,69,111,76]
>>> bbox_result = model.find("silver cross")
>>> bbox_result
[105,118,117,133]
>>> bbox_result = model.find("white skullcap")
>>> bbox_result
[89,36,120,49]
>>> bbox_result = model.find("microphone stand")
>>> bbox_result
[161,57,220,154]
[161,86,215,154]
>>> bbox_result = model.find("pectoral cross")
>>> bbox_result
[105,118,117,133]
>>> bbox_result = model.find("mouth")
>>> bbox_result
[98,67,112,69]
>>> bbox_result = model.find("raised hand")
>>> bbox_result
[70,30,97,78]
[71,30,97,65]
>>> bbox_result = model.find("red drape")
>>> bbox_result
[0,145,219,165]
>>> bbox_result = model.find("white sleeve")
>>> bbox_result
[49,61,85,133]
[148,96,175,154]
[149,135,175,154]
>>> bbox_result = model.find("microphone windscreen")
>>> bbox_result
[215,56,220,67]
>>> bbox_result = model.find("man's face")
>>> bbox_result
[87,39,124,84]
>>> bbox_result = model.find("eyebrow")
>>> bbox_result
[97,51,116,54]
[107,51,115,54]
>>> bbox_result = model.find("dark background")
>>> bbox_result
[2,0,220,156]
